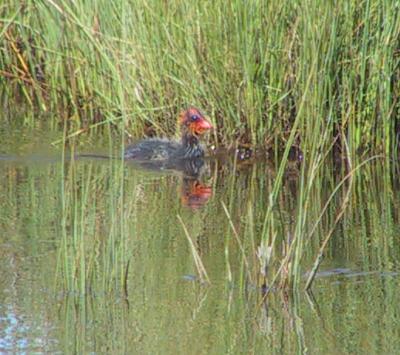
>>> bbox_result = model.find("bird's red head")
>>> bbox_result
[179,107,213,136]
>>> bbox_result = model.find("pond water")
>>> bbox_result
[0,125,399,354]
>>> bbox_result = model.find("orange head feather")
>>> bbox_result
[179,107,213,136]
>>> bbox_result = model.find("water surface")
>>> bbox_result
[0,126,399,354]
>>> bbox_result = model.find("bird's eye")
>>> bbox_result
[191,115,200,121]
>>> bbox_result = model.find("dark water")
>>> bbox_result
[0,130,399,354]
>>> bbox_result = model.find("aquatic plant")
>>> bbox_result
[1,0,399,295]
[1,0,399,157]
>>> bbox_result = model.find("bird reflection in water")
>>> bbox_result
[181,176,212,209]
[129,156,213,209]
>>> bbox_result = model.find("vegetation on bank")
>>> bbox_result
[1,0,400,292]
[1,0,399,155]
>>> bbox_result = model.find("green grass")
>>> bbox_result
[1,0,400,292]
[1,0,399,155]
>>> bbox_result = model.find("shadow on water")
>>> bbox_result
[0,143,400,353]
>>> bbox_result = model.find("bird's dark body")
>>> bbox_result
[124,107,211,160]
[124,137,205,161]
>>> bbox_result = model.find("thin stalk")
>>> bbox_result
[177,214,210,285]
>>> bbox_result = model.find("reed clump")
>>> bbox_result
[1,0,399,155]
[2,0,399,294]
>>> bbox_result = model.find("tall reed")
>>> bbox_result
[1,0,399,155]
[2,0,399,293]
